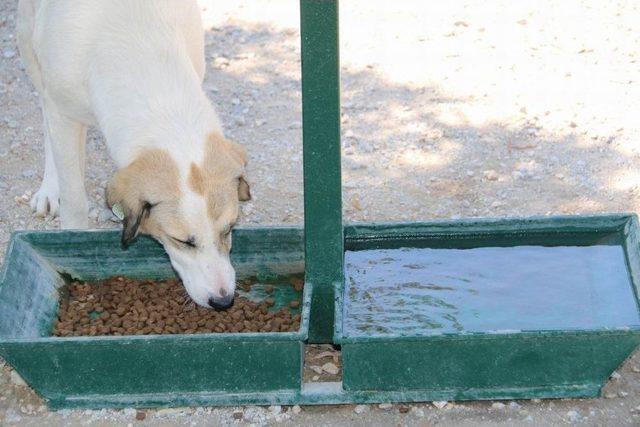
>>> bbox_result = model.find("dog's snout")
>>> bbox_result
[208,294,234,310]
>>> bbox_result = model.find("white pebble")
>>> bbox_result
[354,405,369,414]
[156,407,185,416]
[378,403,393,411]
[21,169,36,178]
[291,405,301,415]
[432,401,448,409]
[5,409,21,423]
[566,410,580,423]
[491,402,506,409]
[309,365,323,374]
[274,413,289,423]
[268,405,282,415]
[425,128,444,139]
[483,170,499,181]
[2,48,16,59]
[322,362,339,375]
[123,408,136,417]
[58,409,72,418]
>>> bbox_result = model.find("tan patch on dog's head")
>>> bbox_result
[188,162,206,195]
[195,132,251,220]
[203,133,247,177]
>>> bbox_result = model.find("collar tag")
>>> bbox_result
[111,203,125,221]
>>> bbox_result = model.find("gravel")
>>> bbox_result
[97,208,116,223]
[9,370,26,387]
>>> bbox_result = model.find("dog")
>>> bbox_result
[16,0,251,309]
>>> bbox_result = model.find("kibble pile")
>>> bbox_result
[54,276,302,337]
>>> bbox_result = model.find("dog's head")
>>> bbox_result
[106,133,250,309]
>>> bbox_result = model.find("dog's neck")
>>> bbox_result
[89,52,222,169]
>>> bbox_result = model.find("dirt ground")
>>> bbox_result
[2,0,640,425]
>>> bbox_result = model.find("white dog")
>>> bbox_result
[17,0,251,309]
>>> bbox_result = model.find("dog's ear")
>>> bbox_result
[121,202,152,247]
[228,141,250,201]
[207,133,251,201]
[105,149,179,248]
[106,167,152,248]
[238,176,251,201]
[222,137,251,201]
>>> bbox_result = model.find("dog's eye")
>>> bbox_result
[171,236,196,248]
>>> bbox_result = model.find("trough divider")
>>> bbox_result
[300,0,343,343]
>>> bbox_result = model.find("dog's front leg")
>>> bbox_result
[43,100,89,229]
[30,113,60,218]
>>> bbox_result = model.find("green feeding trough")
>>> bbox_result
[0,229,311,408]
[1,0,640,409]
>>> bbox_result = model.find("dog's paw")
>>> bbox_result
[30,181,60,217]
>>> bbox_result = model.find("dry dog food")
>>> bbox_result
[54,276,302,337]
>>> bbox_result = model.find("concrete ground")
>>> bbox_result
[2,0,640,425]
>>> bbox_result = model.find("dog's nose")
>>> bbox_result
[208,294,234,310]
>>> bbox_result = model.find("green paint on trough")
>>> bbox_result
[0,215,639,408]
[300,0,343,343]
[336,214,640,395]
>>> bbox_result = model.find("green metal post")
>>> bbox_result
[300,0,343,343]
